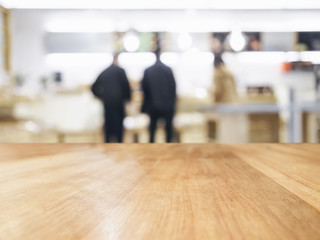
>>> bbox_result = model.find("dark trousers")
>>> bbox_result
[104,107,124,143]
[149,109,174,143]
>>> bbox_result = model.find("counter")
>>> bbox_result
[202,101,320,143]
[1,144,320,239]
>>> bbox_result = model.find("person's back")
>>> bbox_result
[92,54,131,142]
[92,64,130,108]
[214,65,237,103]
[141,50,176,143]
[142,61,176,112]
[213,56,237,103]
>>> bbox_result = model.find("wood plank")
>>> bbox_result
[0,144,320,240]
[231,144,320,211]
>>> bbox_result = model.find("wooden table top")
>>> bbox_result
[1,144,320,240]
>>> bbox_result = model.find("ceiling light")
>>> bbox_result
[123,31,140,52]
[229,28,246,52]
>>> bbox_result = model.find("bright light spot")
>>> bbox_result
[24,121,41,134]
[124,117,135,129]
[229,28,246,52]
[123,32,140,52]
[124,115,149,129]
[178,33,192,51]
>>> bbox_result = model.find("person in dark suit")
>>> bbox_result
[141,49,177,143]
[92,53,131,143]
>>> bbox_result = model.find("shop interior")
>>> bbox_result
[0,1,320,143]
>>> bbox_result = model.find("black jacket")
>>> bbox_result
[92,64,131,108]
[141,60,176,113]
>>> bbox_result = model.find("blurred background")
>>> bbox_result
[0,0,320,143]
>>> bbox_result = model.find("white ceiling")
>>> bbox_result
[2,0,320,9]
[11,9,320,32]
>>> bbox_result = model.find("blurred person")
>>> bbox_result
[211,55,244,143]
[213,55,238,103]
[248,37,261,51]
[141,48,177,143]
[92,53,131,143]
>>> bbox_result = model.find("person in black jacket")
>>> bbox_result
[92,53,131,143]
[141,49,177,143]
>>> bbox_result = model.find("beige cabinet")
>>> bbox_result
[0,6,9,72]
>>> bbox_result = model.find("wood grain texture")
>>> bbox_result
[0,144,320,240]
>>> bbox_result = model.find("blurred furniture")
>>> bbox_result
[0,6,10,72]
[123,114,149,143]
[245,87,280,142]
[206,118,217,141]
[123,112,207,143]
[295,102,320,143]
[13,91,104,143]
[244,86,276,103]
[206,113,249,143]
[0,6,11,122]
[248,114,280,142]
[302,113,319,143]
[203,103,282,143]
[174,112,206,143]
[176,96,212,113]
[203,99,320,143]
[204,86,282,143]
[288,88,320,143]
[56,130,103,143]
[0,100,14,121]
[0,120,57,143]
[0,94,42,121]
[1,144,320,239]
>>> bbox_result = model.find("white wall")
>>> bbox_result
[11,10,47,92]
